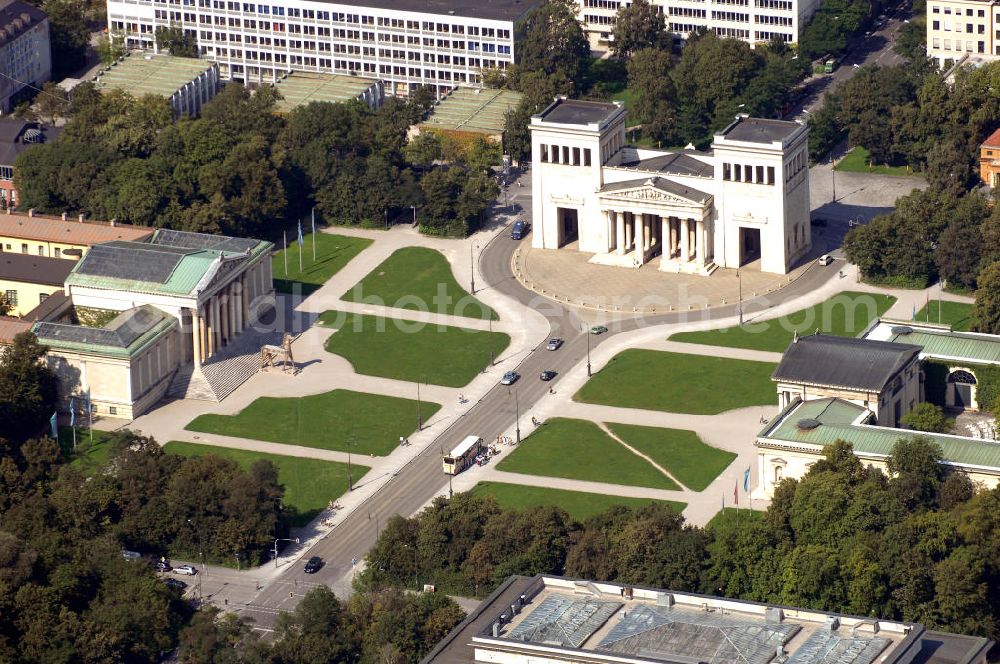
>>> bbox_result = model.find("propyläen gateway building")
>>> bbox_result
[106,0,531,95]
[531,99,811,275]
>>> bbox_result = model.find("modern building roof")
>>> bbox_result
[982,127,1000,149]
[0,0,47,50]
[0,119,60,166]
[425,575,990,664]
[599,176,712,204]
[718,116,804,145]
[617,151,715,178]
[273,72,381,112]
[863,320,1000,366]
[759,397,1000,472]
[0,252,76,286]
[0,212,152,246]
[0,315,30,343]
[536,98,624,128]
[33,304,176,358]
[67,229,270,298]
[420,87,523,135]
[95,54,215,100]
[320,0,537,22]
[772,334,921,392]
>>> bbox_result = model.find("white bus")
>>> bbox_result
[443,436,483,475]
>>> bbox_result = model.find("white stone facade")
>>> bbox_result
[530,99,810,275]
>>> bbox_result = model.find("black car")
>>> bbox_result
[163,578,187,591]
[511,219,529,240]
[540,370,557,381]
[155,561,172,573]
[304,556,324,574]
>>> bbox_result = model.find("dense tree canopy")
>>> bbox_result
[611,0,669,59]
[515,0,590,93]
[0,332,57,442]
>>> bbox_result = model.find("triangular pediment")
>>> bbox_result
[598,177,710,207]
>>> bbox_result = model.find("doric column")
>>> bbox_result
[241,273,250,331]
[199,309,207,363]
[624,213,632,249]
[634,213,644,265]
[228,284,237,337]
[616,212,626,255]
[210,295,220,355]
[669,218,678,258]
[191,307,202,371]
[661,217,669,257]
[696,219,705,264]
[650,215,658,248]
[680,218,690,261]
[642,214,651,251]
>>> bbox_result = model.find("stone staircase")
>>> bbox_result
[167,328,283,402]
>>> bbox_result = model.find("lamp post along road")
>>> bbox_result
[586,326,592,377]
[738,269,744,326]
[515,387,521,444]
[273,537,300,569]
[470,242,476,294]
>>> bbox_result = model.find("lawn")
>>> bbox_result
[495,418,680,490]
[185,389,438,456]
[469,481,685,522]
[163,442,364,527]
[705,507,764,530]
[915,300,974,331]
[58,426,115,475]
[606,423,736,491]
[670,291,897,352]
[834,147,914,177]
[320,311,510,387]
[341,247,497,320]
[575,350,776,415]
[272,232,373,295]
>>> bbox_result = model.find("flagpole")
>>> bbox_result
[298,220,303,273]
[283,230,288,276]
[311,207,316,262]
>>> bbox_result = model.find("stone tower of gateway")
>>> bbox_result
[529,97,811,275]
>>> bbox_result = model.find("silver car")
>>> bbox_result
[500,371,520,385]
[546,338,563,351]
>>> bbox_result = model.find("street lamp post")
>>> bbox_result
[737,269,744,326]
[515,387,521,444]
[410,205,416,227]
[272,537,300,569]
[470,242,477,294]
[586,327,592,377]
[347,432,358,491]
[416,381,422,431]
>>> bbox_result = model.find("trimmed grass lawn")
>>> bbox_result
[834,147,914,177]
[575,350,776,415]
[59,426,115,475]
[320,311,510,387]
[670,291,896,353]
[342,247,497,320]
[185,389,438,456]
[915,300,974,331]
[164,442,364,527]
[272,232,372,295]
[469,481,685,522]
[606,423,736,492]
[496,418,679,490]
[705,507,764,530]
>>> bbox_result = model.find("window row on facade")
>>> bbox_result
[722,162,776,185]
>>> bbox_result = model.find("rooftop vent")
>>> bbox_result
[891,325,913,335]
[796,418,821,431]
[766,607,785,624]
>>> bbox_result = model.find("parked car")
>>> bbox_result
[304,556,324,574]
[500,371,520,385]
[511,219,530,240]
[540,370,557,381]
[173,565,197,576]
[546,338,563,351]
[155,561,172,573]
[818,254,833,266]
[163,578,187,591]
[590,325,608,335]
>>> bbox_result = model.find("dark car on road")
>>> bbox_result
[540,370,557,381]
[304,556,324,574]
[511,220,529,240]
[163,578,187,591]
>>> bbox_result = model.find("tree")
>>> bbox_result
[611,0,669,59]
[627,48,679,146]
[35,83,70,125]
[155,26,199,58]
[895,19,927,60]
[901,403,955,433]
[97,32,129,66]
[887,436,945,510]
[405,132,443,169]
[935,194,989,290]
[40,0,89,79]
[972,261,1000,334]
[515,0,590,92]
[0,332,58,443]
[926,136,976,197]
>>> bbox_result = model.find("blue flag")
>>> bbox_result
[297,220,304,247]
[69,398,76,427]
[743,467,751,493]
[49,411,57,439]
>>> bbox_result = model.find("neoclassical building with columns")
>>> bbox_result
[530,99,812,275]
[29,229,274,419]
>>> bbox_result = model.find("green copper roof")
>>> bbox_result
[885,329,1000,365]
[66,250,219,296]
[33,305,177,358]
[760,397,1000,471]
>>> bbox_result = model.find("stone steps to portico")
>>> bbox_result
[166,328,282,402]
